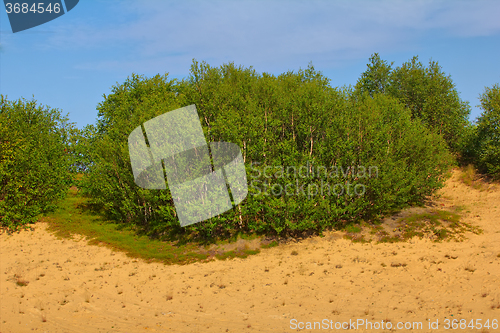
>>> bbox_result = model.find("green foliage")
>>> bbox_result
[0,95,74,229]
[474,84,500,178]
[80,61,453,240]
[355,53,393,97]
[355,54,471,152]
[78,73,186,237]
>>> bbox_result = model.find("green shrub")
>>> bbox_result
[475,83,500,179]
[0,96,74,229]
[80,61,453,240]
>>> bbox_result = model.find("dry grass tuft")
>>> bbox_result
[15,274,29,287]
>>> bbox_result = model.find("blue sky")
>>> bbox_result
[1,0,499,129]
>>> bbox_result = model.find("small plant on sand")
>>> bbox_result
[345,224,362,233]
[261,240,278,248]
[464,265,476,273]
[15,275,29,287]
[291,250,298,256]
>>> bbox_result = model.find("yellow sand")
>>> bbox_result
[1,169,499,332]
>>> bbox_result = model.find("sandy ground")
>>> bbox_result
[1,169,499,333]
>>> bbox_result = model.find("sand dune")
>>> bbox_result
[1,169,499,332]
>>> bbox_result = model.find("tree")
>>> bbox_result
[355,54,471,152]
[354,53,393,97]
[0,95,74,229]
[475,83,500,178]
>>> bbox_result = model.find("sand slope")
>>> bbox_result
[1,169,499,333]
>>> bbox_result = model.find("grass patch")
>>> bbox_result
[215,249,260,260]
[460,164,476,186]
[388,208,482,243]
[261,240,279,249]
[42,188,262,265]
[343,223,370,243]
[340,206,481,244]
[355,206,483,244]
[460,165,490,191]
[377,234,402,243]
[345,224,362,233]
[344,233,370,243]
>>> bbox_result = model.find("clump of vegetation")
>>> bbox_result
[78,59,453,241]
[377,208,482,243]
[15,274,29,287]
[467,84,500,179]
[261,240,279,248]
[0,96,77,230]
[459,164,487,191]
[215,249,260,260]
[344,204,482,244]
[345,224,362,233]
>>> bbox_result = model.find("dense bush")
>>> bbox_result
[80,61,453,239]
[473,84,500,179]
[0,96,74,229]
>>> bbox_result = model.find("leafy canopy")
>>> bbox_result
[0,96,75,229]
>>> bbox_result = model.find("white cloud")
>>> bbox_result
[39,0,500,73]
